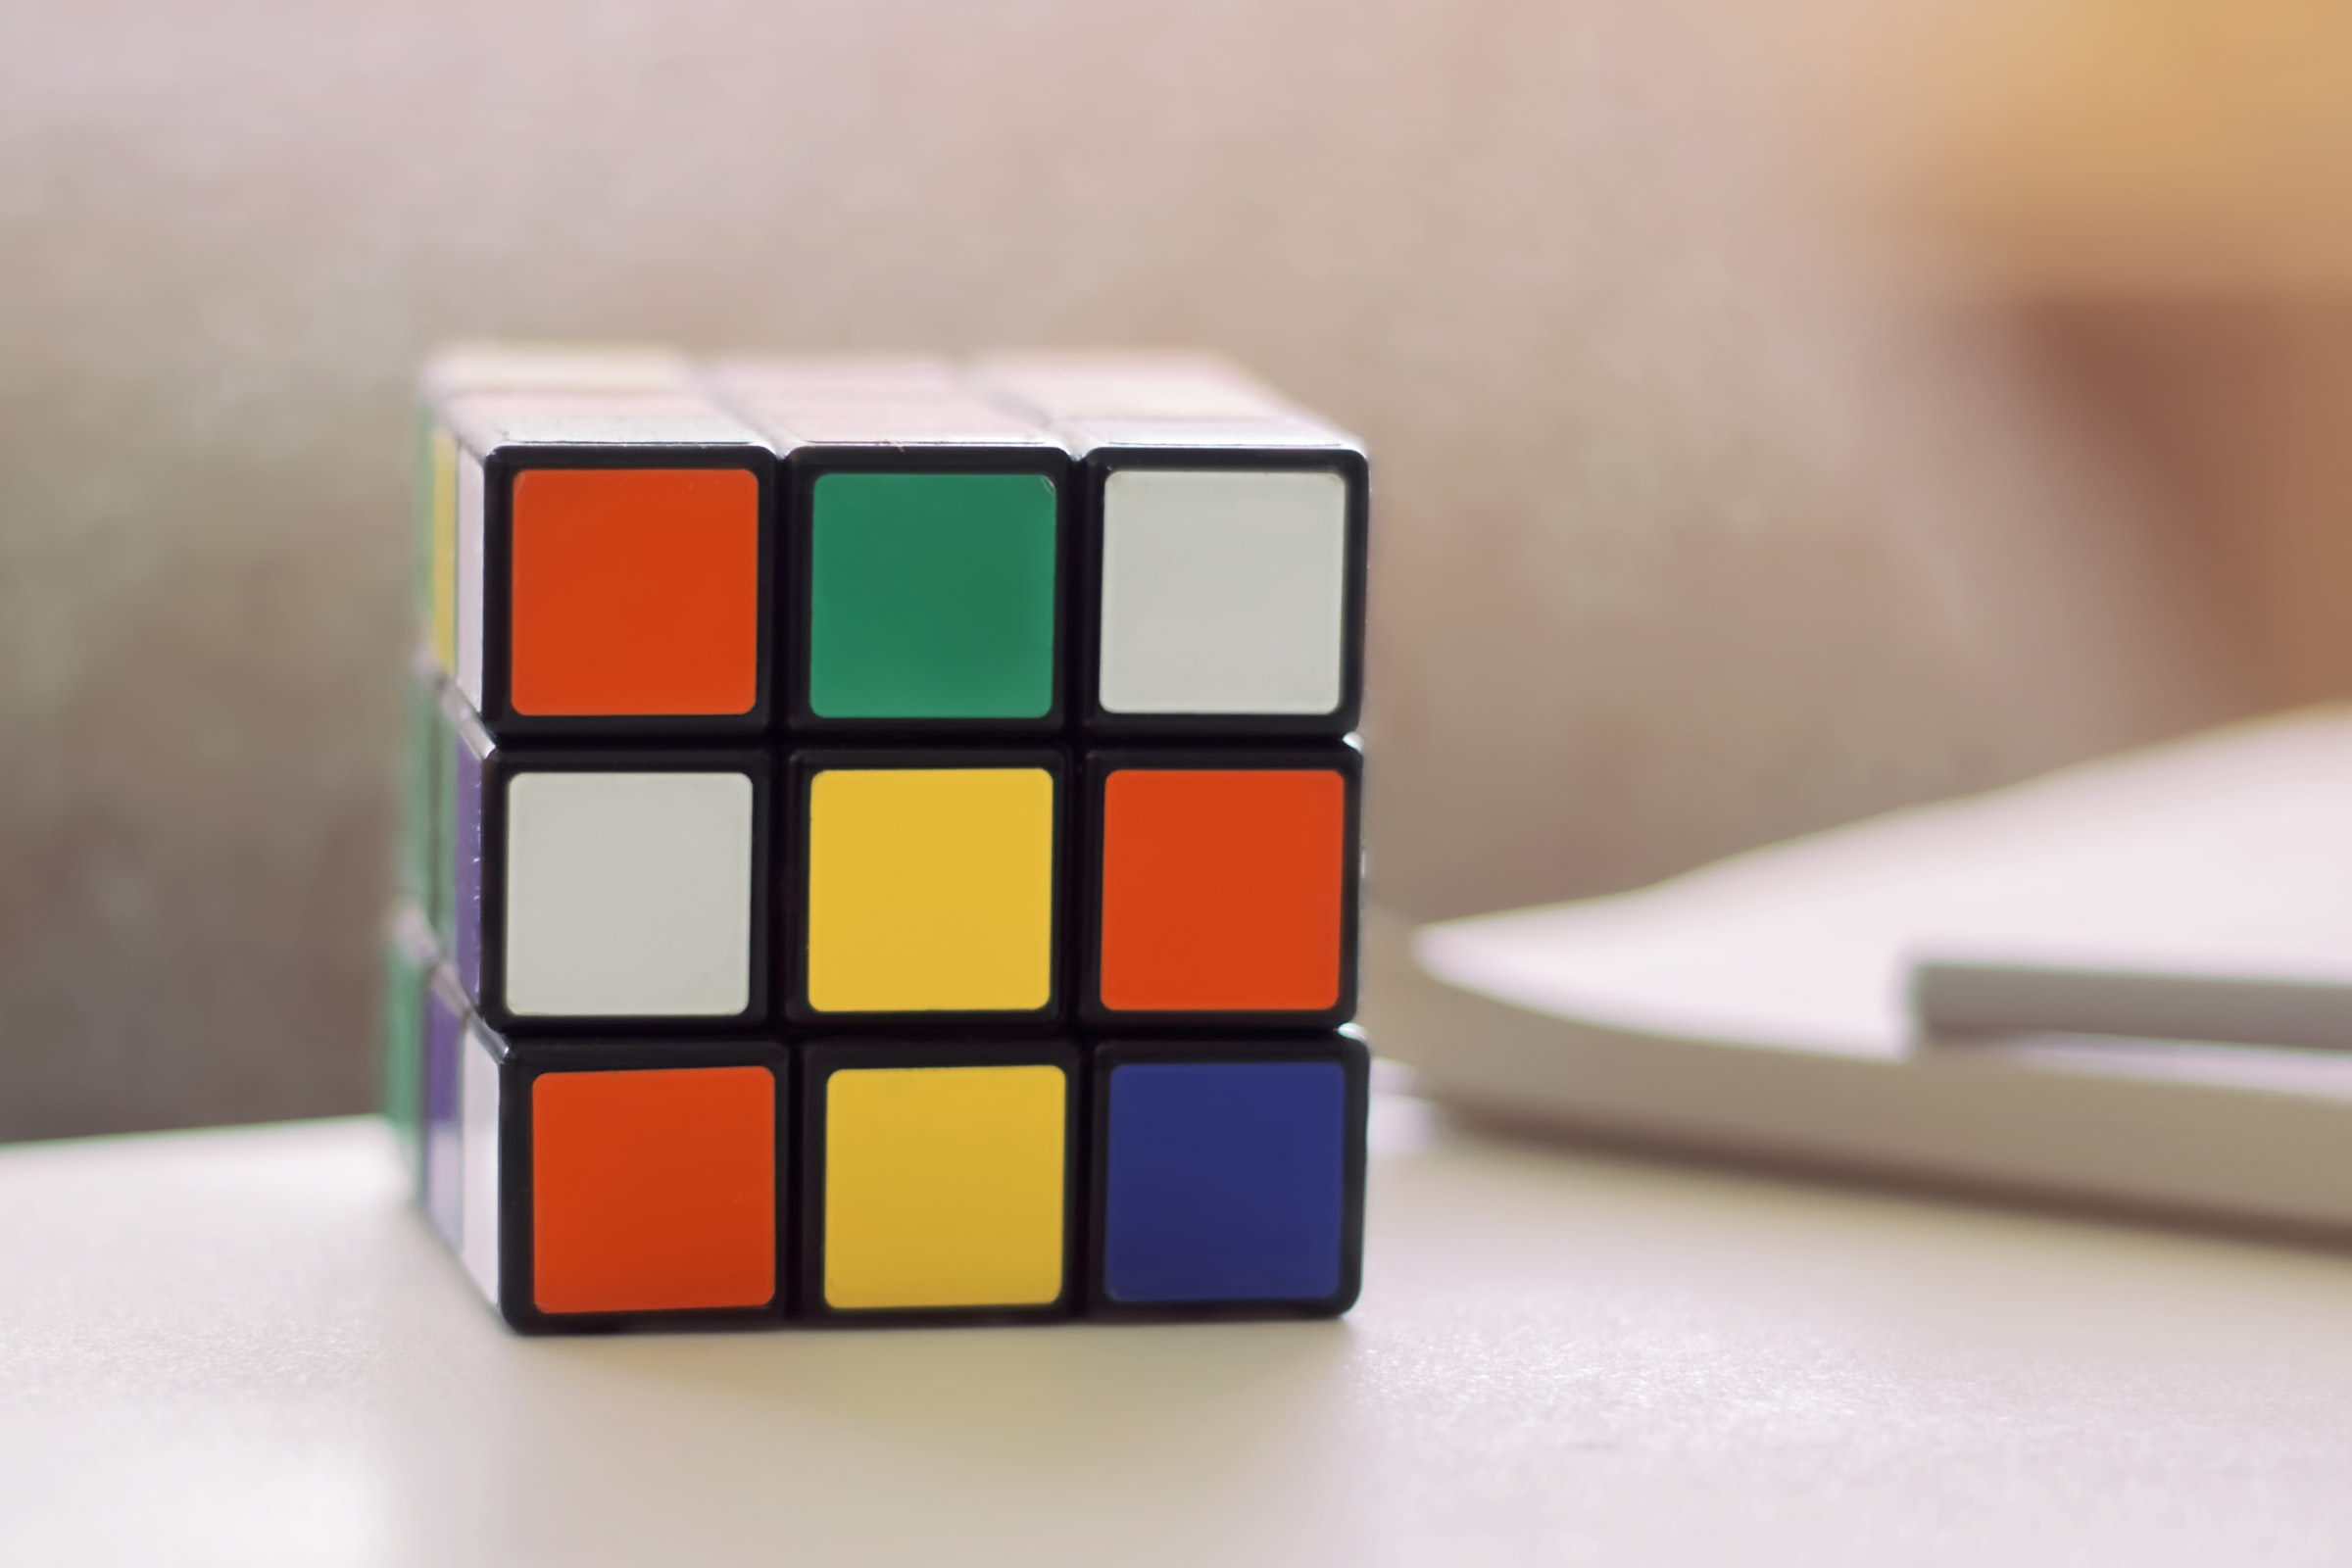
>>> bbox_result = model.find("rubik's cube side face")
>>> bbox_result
[391,349,1370,1331]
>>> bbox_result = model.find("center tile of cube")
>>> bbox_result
[802,766,1057,1013]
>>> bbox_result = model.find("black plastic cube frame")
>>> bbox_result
[1084,1031,1368,1321]
[1078,742,1363,1032]
[1071,443,1369,740]
[783,747,1069,1030]
[798,1038,1081,1328]
[476,1030,796,1335]
[781,445,1074,739]
[467,442,779,743]
[448,690,776,1037]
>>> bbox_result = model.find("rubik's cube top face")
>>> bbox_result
[391,346,1371,1333]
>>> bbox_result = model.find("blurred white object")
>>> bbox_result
[1914,963,2352,1053]
[1401,709,2352,1230]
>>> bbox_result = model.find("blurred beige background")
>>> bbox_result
[10,0,2336,1139]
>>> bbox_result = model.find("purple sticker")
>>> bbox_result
[455,744,482,1002]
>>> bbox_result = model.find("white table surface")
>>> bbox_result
[6,1094,2352,1567]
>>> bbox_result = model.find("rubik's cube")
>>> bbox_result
[381,345,1370,1331]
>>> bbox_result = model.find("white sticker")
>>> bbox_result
[1098,468,1348,714]
[504,772,755,1016]
[459,1024,502,1307]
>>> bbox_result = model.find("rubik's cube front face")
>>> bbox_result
[387,348,1369,1332]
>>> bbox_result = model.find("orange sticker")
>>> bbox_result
[532,1065,775,1313]
[510,467,760,715]
[1099,769,1345,1011]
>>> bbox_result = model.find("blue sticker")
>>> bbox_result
[1103,1060,1346,1302]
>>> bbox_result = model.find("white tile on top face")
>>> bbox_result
[459,1023,502,1307]
[456,451,485,710]
[504,771,753,1017]
[1097,468,1348,715]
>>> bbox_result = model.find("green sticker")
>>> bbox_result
[808,472,1058,719]
[381,929,424,1193]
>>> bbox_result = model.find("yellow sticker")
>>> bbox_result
[805,768,1054,1012]
[823,1064,1066,1309]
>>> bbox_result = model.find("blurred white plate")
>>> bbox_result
[1398,709,2352,1232]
